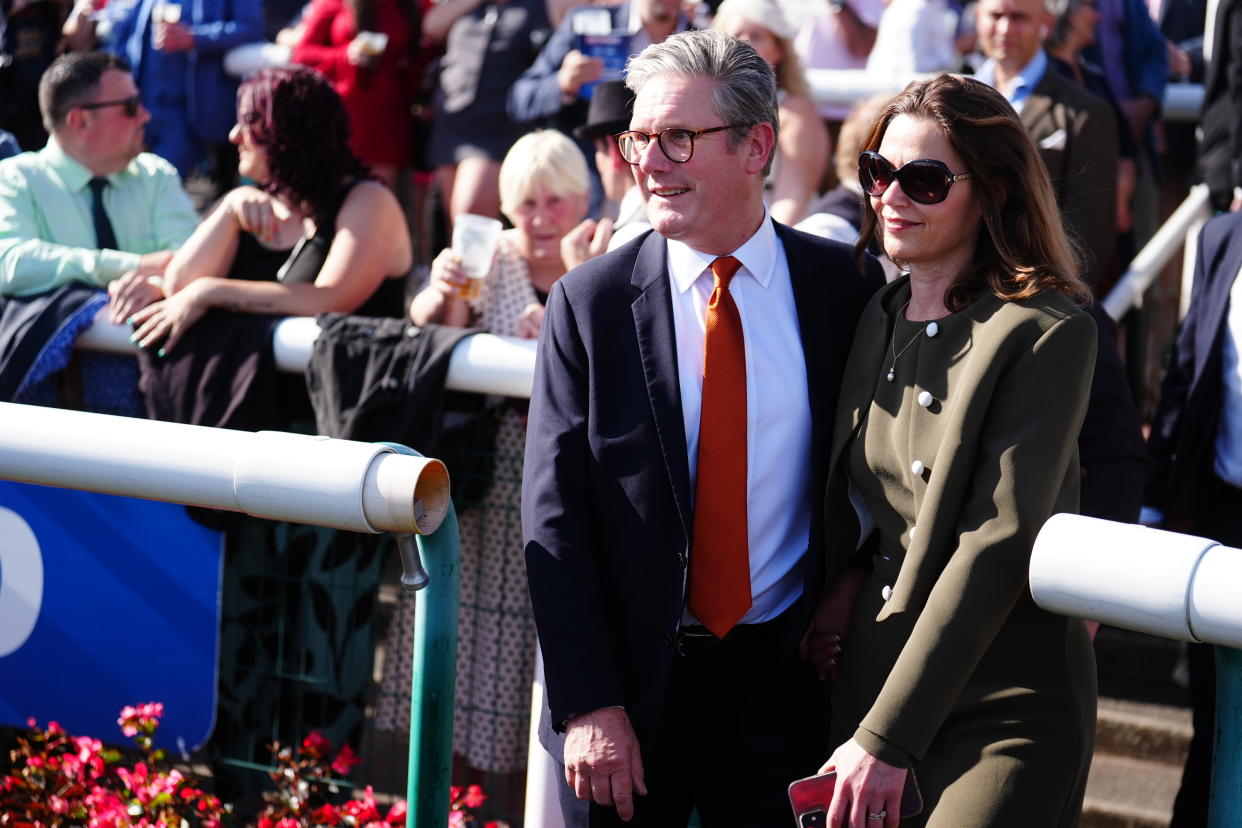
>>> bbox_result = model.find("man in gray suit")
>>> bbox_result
[975,0,1119,289]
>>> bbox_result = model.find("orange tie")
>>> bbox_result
[689,256,751,638]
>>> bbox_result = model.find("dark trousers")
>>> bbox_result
[1171,471,1242,828]
[559,608,831,828]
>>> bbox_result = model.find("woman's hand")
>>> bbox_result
[429,247,470,300]
[821,739,907,828]
[346,35,380,68]
[128,280,211,355]
[516,302,545,339]
[800,566,866,681]
[224,188,290,243]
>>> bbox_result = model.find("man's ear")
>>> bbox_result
[745,121,777,175]
[61,106,87,134]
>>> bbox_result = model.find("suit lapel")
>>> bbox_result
[1020,76,1056,138]
[778,224,831,470]
[631,232,694,537]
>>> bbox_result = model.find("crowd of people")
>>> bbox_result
[0,0,1235,825]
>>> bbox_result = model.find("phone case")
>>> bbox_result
[788,768,924,826]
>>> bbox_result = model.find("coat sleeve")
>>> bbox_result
[1145,221,1216,511]
[854,310,1097,765]
[522,279,626,729]
[292,0,355,87]
[186,1,267,54]
[506,14,575,125]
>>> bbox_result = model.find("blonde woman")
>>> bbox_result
[379,129,591,783]
[713,0,830,224]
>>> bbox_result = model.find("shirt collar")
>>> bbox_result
[666,209,778,294]
[41,136,97,193]
[978,49,1048,103]
[626,2,690,37]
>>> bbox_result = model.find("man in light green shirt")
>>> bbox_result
[0,51,199,321]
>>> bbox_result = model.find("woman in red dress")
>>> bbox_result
[293,0,418,188]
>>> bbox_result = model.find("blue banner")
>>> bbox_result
[0,482,222,751]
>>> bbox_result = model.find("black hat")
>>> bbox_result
[574,80,636,141]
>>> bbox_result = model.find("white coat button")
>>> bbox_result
[881,585,893,601]
[926,321,939,338]
[917,390,934,408]
[911,460,925,476]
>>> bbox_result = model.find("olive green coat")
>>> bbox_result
[825,277,1099,826]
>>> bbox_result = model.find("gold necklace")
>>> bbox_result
[886,300,924,382]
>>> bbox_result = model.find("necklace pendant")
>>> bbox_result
[886,369,895,382]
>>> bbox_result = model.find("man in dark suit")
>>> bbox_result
[1199,0,1242,211]
[1146,209,1242,828]
[976,0,1119,289]
[522,30,881,827]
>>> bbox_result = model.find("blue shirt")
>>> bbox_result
[977,48,1048,113]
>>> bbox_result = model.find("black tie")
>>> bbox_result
[88,177,119,251]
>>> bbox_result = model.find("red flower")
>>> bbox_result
[449,785,464,803]
[312,803,342,825]
[330,744,360,776]
[463,785,486,809]
[301,731,332,759]
[384,799,407,824]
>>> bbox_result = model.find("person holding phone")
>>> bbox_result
[804,74,1098,827]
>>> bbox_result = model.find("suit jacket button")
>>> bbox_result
[926,321,939,338]
[911,460,925,476]
[881,585,893,601]
[917,390,934,408]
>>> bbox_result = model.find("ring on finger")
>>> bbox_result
[866,811,887,821]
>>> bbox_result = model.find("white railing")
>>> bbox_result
[1102,183,1212,322]
[77,315,538,399]
[0,401,450,535]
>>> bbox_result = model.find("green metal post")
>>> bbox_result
[406,500,460,828]
[1209,646,1242,827]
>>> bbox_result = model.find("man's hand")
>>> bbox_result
[557,50,604,99]
[136,250,176,277]
[107,270,164,323]
[800,566,865,682]
[153,20,195,52]
[564,707,647,821]
[560,216,614,271]
[1120,95,1157,144]
[516,301,546,339]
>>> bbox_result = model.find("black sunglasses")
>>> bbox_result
[858,150,972,205]
[78,95,142,119]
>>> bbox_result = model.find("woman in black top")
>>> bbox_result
[130,65,412,353]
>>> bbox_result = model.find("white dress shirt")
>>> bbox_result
[667,213,813,625]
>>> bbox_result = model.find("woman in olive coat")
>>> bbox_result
[805,74,1099,827]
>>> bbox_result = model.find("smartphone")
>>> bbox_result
[788,769,924,826]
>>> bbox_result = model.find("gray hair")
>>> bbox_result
[625,30,780,175]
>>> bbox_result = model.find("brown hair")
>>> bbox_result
[854,73,1090,310]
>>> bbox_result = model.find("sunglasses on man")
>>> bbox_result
[858,150,972,205]
[78,95,142,119]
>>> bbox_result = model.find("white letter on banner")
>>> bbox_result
[0,507,43,657]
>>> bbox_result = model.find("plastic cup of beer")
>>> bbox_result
[357,31,389,56]
[452,214,502,301]
[153,2,182,23]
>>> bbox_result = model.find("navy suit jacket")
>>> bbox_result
[109,0,265,145]
[521,222,882,747]
[1147,210,1242,528]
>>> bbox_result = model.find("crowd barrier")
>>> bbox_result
[1031,515,1242,827]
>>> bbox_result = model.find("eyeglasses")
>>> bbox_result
[78,95,142,119]
[858,150,972,205]
[615,124,746,164]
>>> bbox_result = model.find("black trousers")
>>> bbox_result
[1171,471,1242,828]
[559,608,831,828]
